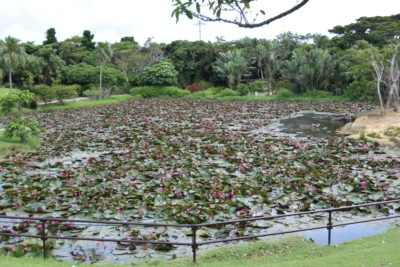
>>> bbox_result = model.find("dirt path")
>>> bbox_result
[338,110,400,147]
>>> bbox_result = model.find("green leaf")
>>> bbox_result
[184,9,194,19]
[196,2,201,13]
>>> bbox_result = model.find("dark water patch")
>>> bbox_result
[277,112,351,138]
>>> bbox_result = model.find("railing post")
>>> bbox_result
[40,219,48,259]
[191,225,198,263]
[327,211,333,245]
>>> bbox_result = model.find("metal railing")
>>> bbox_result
[0,199,399,263]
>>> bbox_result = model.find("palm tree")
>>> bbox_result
[96,42,113,99]
[0,36,27,89]
[213,49,253,90]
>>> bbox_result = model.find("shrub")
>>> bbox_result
[30,85,55,104]
[303,90,330,98]
[139,61,178,86]
[249,80,268,93]
[83,88,100,98]
[130,86,189,98]
[162,86,190,97]
[274,88,295,100]
[216,89,239,97]
[185,83,203,93]
[4,118,38,143]
[237,83,250,96]
[53,85,78,103]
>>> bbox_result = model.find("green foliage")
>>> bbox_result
[164,40,217,85]
[237,83,250,96]
[283,48,337,93]
[216,88,239,97]
[0,36,27,89]
[384,127,400,137]
[329,14,400,48]
[249,80,268,93]
[0,90,35,114]
[343,80,375,101]
[198,80,213,90]
[4,118,38,143]
[53,85,78,103]
[274,88,295,100]
[65,63,128,95]
[81,30,95,51]
[213,49,254,89]
[30,84,55,104]
[43,28,57,45]
[274,79,297,92]
[139,61,178,86]
[130,86,189,98]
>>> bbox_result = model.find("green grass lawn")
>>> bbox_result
[0,227,398,267]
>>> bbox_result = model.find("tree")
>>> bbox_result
[0,36,27,88]
[283,48,337,93]
[139,60,178,86]
[43,28,58,45]
[96,42,113,99]
[81,30,95,51]
[213,49,254,89]
[172,0,309,28]
[4,118,38,143]
[0,90,35,114]
[65,63,127,95]
[164,40,216,85]
[35,45,65,85]
[371,44,400,112]
[329,14,400,49]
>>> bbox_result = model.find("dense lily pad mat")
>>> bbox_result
[1,227,399,267]
[0,98,399,263]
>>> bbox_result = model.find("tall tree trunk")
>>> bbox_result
[99,63,103,99]
[8,69,13,89]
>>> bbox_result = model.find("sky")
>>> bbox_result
[0,0,399,45]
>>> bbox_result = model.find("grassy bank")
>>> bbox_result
[35,95,134,112]
[0,227,398,267]
[0,135,40,158]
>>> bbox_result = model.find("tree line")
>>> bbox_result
[0,13,399,105]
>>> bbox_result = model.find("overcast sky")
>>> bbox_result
[0,0,398,45]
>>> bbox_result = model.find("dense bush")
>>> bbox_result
[274,88,295,100]
[53,85,79,103]
[139,61,178,86]
[30,85,55,104]
[130,86,189,98]
[249,80,268,93]
[343,81,375,101]
[237,83,250,96]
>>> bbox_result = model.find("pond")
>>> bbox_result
[0,99,398,264]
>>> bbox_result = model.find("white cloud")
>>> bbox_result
[0,0,398,45]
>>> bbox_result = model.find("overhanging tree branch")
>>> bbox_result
[172,0,310,28]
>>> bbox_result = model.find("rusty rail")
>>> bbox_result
[0,199,399,263]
